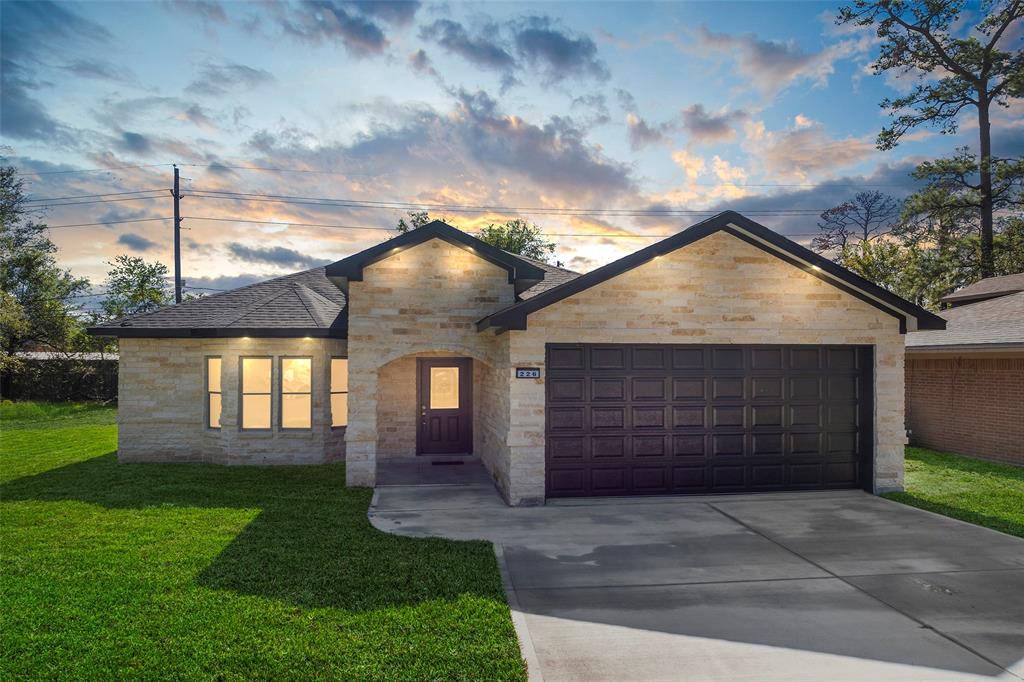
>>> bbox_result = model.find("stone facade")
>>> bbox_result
[344,238,514,486]
[117,337,346,464]
[117,230,911,504]
[504,231,906,503]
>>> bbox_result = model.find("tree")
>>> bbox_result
[101,255,172,320]
[395,211,432,233]
[837,0,1024,276]
[476,219,557,261]
[812,191,902,252]
[392,211,558,262]
[0,166,91,358]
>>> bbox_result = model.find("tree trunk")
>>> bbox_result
[978,97,995,278]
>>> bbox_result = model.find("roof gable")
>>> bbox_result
[325,220,547,295]
[477,211,945,334]
[941,272,1024,305]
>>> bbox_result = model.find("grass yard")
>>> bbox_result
[884,446,1024,539]
[0,401,525,681]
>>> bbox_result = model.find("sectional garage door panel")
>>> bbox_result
[545,344,873,498]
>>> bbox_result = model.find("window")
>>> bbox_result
[429,366,459,409]
[330,358,348,427]
[206,357,222,429]
[241,357,272,429]
[280,357,312,429]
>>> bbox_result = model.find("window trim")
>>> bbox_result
[239,355,274,432]
[330,356,349,430]
[204,355,222,430]
[278,355,313,432]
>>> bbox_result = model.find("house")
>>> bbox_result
[89,211,944,505]
[905,274,1024,466]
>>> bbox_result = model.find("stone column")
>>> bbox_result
[345,345,378,487]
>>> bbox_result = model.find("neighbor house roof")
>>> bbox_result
[907,291,1024,352]
[941,272,1024,306]
[88,267,347,338]
[477,211,946,333]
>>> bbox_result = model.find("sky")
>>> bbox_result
[2,0,1021,296]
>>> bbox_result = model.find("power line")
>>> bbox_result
[16,163,172,177]
[43,217,172,229]
[24,188,169,203]
[26,195,167,209]
[178,163,379,176]
[185,189,828,216]
[182,215,823,238]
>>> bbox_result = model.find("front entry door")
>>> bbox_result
[417,358,473,455]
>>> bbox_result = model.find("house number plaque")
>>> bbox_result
[515,367,541,379]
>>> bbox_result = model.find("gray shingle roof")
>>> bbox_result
[87,248,578,338]
[513,253,580,299]
[941,272,1024,304]
[89,267,346,337]
[907,291,1024,349]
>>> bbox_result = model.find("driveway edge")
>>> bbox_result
[494,544,544,682]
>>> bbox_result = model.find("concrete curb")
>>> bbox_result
[494,544,544,682]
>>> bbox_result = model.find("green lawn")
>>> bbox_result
[884,446,1024,538]
[0,401,525,681]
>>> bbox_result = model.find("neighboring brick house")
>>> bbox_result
[906,275,1024,466]
[90,212,944,505]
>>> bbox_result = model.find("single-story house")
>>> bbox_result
[906,273,1024,466]
[89,211,944,505]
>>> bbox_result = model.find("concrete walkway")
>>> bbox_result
[370,461,1024,682]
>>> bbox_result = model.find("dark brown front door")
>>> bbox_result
[417,358,473,455]
[545,344,873,498]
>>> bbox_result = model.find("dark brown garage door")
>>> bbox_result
[545,344,873,497]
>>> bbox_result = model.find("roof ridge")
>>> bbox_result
[291,282,334,328]
[217,284,315,329]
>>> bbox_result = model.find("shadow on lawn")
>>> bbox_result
[0,453,506,611]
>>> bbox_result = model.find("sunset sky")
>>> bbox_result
[2,0,1021,295]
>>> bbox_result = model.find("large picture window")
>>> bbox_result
[280,357,312,429]
[330,358,348,427]
[241,357,272,429]
[206,357,221,429]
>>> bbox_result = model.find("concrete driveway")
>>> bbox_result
[370,462,1024,681]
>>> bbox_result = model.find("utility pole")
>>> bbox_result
[171,164,182,303]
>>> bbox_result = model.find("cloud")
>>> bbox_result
[695,26,860,97]
[226,242,328,270]
[615,89,637,112]
[183,273,270,293]
[185,62,275,96]
[671,149,706,183]
[744,117,876,181]
[0,61,66,141]
[169,0,228,24]
[408,49,439,79]
[60,59,135,83]
[511,16,609,83]
[419,19,517,84]
[117,233,159,252]
[276,0,406,57]
[420,15,610,90]
[0,1,110,142]
[681,104,748,144]
[117,132,152,155]
[245,87,636,203]
[626,113,674,150]
[345,0,420,26]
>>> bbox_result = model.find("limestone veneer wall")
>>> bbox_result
[505,231,906,504]
[344,238,514,486]
[117,337,346,464]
